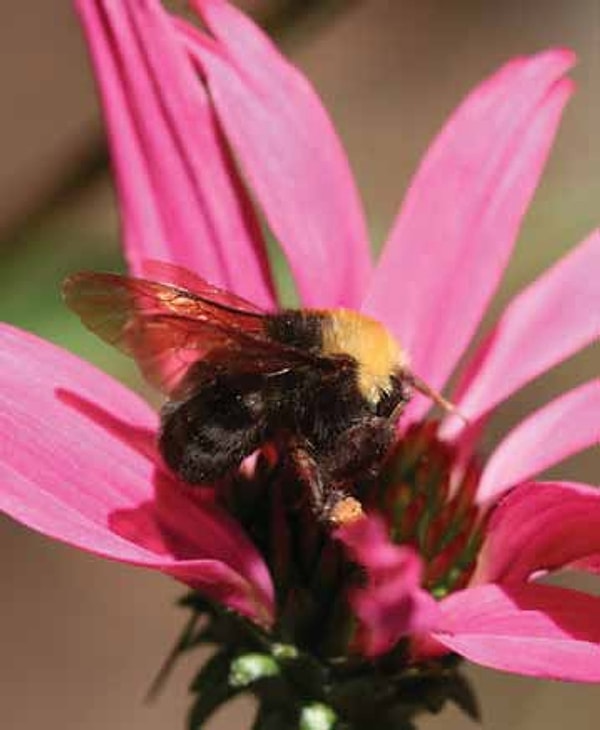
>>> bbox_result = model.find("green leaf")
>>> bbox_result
[188,650,238,729]
[189,650,234,693]
[252,706,293,730]
[446,672,481,723]
[146,611,202,701]
[178,592,215,614]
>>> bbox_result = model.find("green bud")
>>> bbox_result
[271,643,299,660]
[299,702,337,730]
[229,653,280,688]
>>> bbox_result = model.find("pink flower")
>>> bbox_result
[1,0,598,690]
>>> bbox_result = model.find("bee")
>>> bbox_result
[63,262,458,525]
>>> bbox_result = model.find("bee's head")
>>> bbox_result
[375,372,413,419]
[322,309,465,424]
[385,369,468,424]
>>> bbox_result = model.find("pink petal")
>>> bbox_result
[473,481,600,585]
[0,325,273,623]
[432,583,600,681]
[572,555,600,574]
[445,229,600,437]
[76,0,275,308]
[363,50,574,421]
[179,0,372,308]
[477,380,600,504]
[337,516,439,656]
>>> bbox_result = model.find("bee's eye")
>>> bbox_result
[376,376,411,418]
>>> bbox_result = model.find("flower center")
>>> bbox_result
[368,422,484,598]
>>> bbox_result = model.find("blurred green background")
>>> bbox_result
[0,1,598,729]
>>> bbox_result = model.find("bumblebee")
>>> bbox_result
[64,262,457,523]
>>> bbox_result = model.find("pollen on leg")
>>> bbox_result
[329,496,364,527]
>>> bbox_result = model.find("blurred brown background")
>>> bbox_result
[0,1,598,728]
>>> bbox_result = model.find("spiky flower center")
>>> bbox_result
[168,420,484,729]
[373,422,484,599]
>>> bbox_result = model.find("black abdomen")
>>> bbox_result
[159,370,270,484]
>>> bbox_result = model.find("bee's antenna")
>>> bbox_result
[405,371,469,425]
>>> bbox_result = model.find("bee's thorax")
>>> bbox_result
[318,309,408,404]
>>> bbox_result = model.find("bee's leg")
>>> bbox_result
[286,438,326,516]
[286,438,364,526]
[325,416,396,483]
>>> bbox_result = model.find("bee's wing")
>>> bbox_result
[63,271,317,395]
[137,260,268,316]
